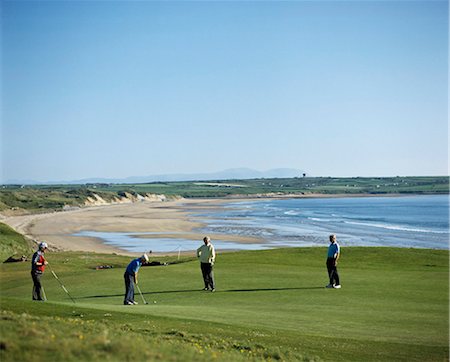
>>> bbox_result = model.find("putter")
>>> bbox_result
[41,286,47,301]
[136,284,148,304]
[48,264,76,303]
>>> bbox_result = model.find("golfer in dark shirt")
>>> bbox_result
[31,242,48,300]
[326,234,341,289]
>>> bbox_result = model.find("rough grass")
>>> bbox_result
[0,309,280,362]
[0,247,448,361]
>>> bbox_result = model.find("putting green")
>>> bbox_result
[1,247,448,361]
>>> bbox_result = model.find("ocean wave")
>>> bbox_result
[344,221,448,234]
[308,217,333,222]
[284,210,301,216]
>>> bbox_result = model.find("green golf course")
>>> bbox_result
[0,224,448,361]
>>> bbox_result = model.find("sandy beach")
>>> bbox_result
[0,198,262,256]
[2,193,445,255]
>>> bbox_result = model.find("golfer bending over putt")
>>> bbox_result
[197,236,216,292]
[124,254,149,305]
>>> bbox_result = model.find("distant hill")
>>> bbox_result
[4,168,305,185]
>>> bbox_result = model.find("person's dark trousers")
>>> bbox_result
[326,258,340,285]
[201,262,215,290]
[31,271,43,300]
[124,272,135,304]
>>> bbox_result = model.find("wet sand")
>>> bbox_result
[0,199,262,256]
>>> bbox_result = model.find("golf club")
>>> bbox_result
[136,284,148,304]
[48,264,76,303]
[41,286,47,301]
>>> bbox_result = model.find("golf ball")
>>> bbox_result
[153,301,157,304]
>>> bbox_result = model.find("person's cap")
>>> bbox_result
[39,242,48,250]
[141,254,149,262]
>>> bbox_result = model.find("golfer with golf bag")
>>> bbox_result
[124,253,149,305]
[31,241,48,301]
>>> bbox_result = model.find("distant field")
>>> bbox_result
[1,244,448,361]
[1,176,448,213]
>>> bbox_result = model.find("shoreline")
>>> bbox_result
[0,198,261,256]
[0,193,446,256]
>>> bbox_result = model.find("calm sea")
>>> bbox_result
[74,195,449,252]
[198,195,449,249]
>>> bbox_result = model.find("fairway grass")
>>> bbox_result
[0,247,448,361]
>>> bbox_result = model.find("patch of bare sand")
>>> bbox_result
[1,199,263,256]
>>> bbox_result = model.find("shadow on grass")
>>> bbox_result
[224,287,324,292]
[78,286,324,300]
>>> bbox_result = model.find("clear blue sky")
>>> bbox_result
[1,1,448,183]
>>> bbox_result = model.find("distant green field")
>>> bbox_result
[1,246,448,361]
[1,176,448,213]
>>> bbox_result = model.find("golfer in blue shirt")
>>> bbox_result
[326,234,341,289]
[124,254,149,305]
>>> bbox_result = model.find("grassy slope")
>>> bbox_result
[0,222,33,261]
[0,247,448,361]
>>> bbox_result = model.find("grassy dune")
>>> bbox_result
[0,223,33,261]
[0,247,448,361]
